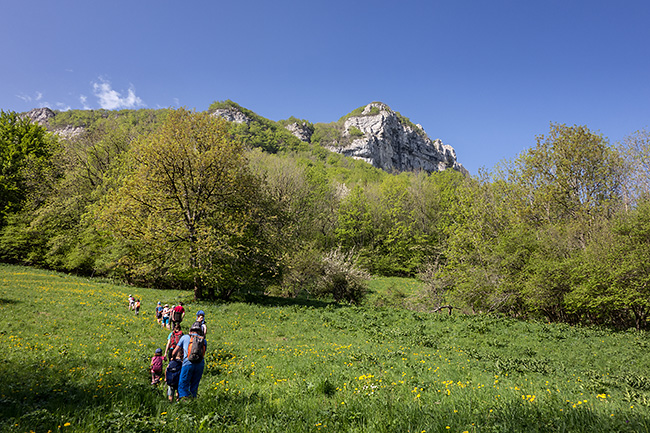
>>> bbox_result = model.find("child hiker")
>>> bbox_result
[165,349,183,402]
[151,348,164,385]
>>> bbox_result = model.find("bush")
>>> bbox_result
[276,247,369,304]
[315,248,370,304]
[348,126,364,137]
[272,246,323,297]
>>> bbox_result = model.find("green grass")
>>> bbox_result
[366,276,426,308]
[1,264,650,432]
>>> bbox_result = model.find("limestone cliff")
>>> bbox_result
[21,107,85,139]
[325,102,466,174]
[21,102,465,175]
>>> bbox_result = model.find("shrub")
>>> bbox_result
[348,126,364,137]
[274,246,323,297]
[315,248,370,304]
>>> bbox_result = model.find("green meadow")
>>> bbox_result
[2,264,650,432]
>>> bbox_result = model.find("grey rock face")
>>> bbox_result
[328,102,466,174]
[23,107,56,125]
[21,107,84,139]
[211,107,251,124]
[284,122,313,142]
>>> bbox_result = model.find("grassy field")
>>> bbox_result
[1,264,650,432]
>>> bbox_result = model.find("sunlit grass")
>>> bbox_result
[1,264,649,432]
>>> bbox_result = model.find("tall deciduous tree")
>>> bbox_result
[620,128,650,207]
[0,110,56,225]
[95,109,259,299]
[513,123,625,228]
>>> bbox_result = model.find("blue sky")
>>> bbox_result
[2,1,649,175]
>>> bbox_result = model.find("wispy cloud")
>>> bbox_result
[16,91,42,103]
[92,78,145,109]
[80,95,91,110]
[55,102,71,111]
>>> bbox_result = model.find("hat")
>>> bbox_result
[197,310,205,317]
[157,301,161,305]
[155,348,162,355]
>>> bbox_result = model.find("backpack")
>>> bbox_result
[187,334,205,363]
[172,308,183,323]
[151,356,163,373]
[167,330,183,360]
[191,320,204,333]
[165,359,183,387]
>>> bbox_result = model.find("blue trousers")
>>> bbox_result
[178,361,204,398]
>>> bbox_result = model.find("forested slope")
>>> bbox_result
[2,104,650,330]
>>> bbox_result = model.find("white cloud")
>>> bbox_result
[16,92,42,103]
[92,78,145,109]
[55,102,71,111]
[80,95,91,110]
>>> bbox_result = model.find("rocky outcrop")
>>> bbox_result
[19,102,466,174]
[21,107,84,139]
[211,107,251,124]
[284,121,313,142]
[327,102,466,174]
[23,107,56,125]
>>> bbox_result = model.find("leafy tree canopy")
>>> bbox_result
[0,110,57,225]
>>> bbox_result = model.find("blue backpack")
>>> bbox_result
[166,359,183,388]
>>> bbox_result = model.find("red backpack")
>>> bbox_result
[167,330,183,359]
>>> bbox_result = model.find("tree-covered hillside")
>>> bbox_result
[2,105,650,330]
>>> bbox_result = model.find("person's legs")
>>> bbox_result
[189,363,204,397]
[177,366,191,398]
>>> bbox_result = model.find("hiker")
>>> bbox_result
[165,349,183,402]
[150,348,164,385]
[155,302,164,325]
[171,302,185,328]
[194,310,207,337]
[164,323,184,361]
[134,299,141,315]
[172,323,207,399]
[161,304,171,329]
[128,294,135,311]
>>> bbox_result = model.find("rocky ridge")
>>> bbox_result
[21,107,85,139]
[24,102,465,175]
[329,102,465,174]
[212,102,465,174]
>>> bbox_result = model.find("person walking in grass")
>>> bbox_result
[194,310,207,337]
[171,302,185,328]
[164,323,184,361]
[172,323,207,399]
[165,350,183,402]
[161,304,171,329]
[150,348,164,385]
[155,301,164,325]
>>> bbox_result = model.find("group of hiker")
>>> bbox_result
[129,295,208,401]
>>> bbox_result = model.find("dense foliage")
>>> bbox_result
[2,104,650,329]
[0,110,57,226]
